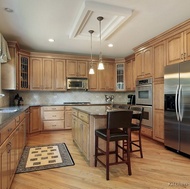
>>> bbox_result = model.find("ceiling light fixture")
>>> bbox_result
[108,43,113,47]
[89,30,95,75]
[97,16,104,70]
[48,39,54,42]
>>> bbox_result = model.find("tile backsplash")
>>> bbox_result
[9,91,133,106]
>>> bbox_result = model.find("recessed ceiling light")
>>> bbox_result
[4,8,13,13]
[48,39,55,42]
[108,43,113,47]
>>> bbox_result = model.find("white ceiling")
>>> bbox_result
[0,0,190,59]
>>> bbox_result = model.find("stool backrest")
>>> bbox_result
[129,106,144,126]
[107,110,133,129]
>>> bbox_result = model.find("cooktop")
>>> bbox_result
[63,102,91,105]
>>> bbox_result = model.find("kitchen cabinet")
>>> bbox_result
[153,80,164,142]
[135,47,153,79]
[141,126,153,138]
[29,106,42,134]
[72,109,89,160]
[30,57,54,90]
[54,59,66,91]
[42,106,65,131]
[88,62,98,91]
[153,41,166,79]
[116,63,125,91]
[66,60,88,78]
[65,106,72,129]
[18,50,30,90]
[125,55,136,91]
[0,112,26,189]
[88,62,114,91]
[166,28,190,65]
[30,57,43,90]
[1,41,19,90]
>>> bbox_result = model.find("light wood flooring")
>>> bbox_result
[11,130,190,189]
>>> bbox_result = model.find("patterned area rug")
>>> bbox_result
[16,143,75,174]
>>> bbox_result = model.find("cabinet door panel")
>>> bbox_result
[78,61,87,77]
[66,60,77,77]
[54,59,66,91]
[30,58,43,90]
[43,58,54,90]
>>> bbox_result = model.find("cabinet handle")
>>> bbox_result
[8,128,12,132]
[184,53,186,60]
[181,54,184,60]
[52,115,56,117]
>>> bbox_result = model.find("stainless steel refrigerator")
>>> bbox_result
[164,60,190,155]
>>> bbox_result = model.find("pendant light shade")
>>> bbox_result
[97,16,104,70]
[89,30,95,74]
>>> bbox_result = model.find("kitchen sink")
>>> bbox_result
[0,107,19,113]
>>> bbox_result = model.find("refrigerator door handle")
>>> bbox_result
[178,85,182,121]
[175,85,180,121]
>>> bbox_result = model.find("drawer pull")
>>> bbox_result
[8,128,13,132]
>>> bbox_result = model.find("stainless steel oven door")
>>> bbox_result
[142,105,152,127]
[135,85,152,105]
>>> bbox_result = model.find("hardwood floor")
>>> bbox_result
[11,130,190,189]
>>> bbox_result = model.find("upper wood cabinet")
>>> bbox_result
[66,60,88,78]
[135,47,153,79]
[166,28,190,65]
[153,41,166,79]
[88,62,115,91]
[54,59,66,91]
[19,51,30,90]
[125,55,136,91]
[30,57,43,90]
[30,57,54,91]
[115,63,125,91]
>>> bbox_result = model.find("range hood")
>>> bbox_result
[0,33,11,63]
[0,33,11,96]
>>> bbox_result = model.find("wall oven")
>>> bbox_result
[135,78,152,106]
[135,78,153,127]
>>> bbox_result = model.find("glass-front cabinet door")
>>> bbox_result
[116,63,125,91]
[19,52,30,90]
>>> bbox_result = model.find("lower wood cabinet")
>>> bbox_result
[0,112,26,189]
[65,106,72,129]
[141,125,153,138]
[42,106,65,130]
[29,106,42,133]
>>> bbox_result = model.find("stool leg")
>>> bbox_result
[106,139,110,180]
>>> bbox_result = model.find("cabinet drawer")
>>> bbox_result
[0,119,16,144]
[78,111,89,123]
[43,111,64,120]
[43,106,65,111]
[43,120,64,130]
[72,109,78,116]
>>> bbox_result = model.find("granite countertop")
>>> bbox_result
[0,105,29,129]
[73,105,130,116]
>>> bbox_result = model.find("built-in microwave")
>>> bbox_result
[67,78,88,90]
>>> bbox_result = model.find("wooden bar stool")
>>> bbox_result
[95,110,133,180]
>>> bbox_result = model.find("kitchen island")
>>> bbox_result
[72,105,128,166]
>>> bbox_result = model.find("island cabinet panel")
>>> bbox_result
[65,106,72,129]
[72,109,90,160]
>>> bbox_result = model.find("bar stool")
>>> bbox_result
[123,106,144,158]
[95,110,133,180]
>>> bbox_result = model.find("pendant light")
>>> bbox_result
[97,16,104,70]
[89,30,95,74]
